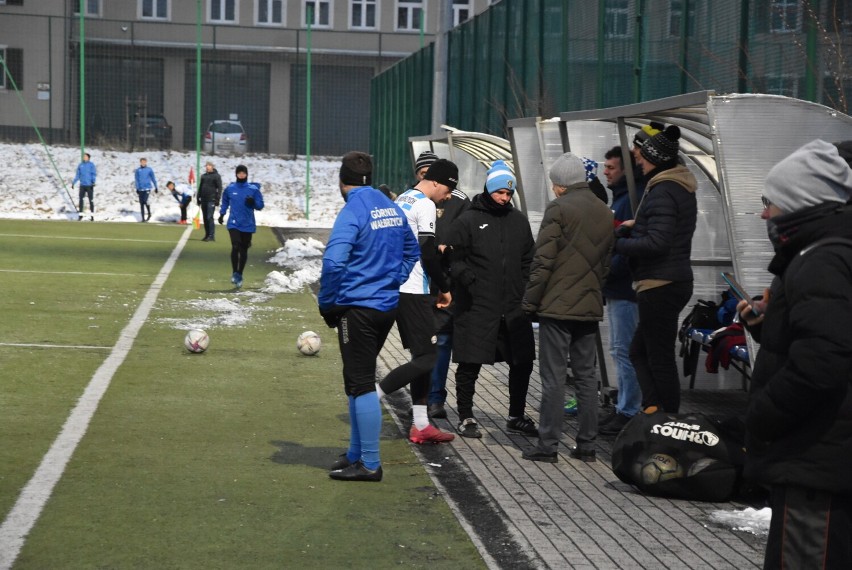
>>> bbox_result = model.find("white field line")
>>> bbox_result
[0,343,111,350]
[0,233,175,244]
[0,224,193,570]
[0,269,149,277]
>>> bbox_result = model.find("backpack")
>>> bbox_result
[611,411,745,502]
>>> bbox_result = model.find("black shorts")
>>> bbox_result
[396,293,438,355]
[228,228,253,249]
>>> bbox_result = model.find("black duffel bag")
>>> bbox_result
[611,411,745,502]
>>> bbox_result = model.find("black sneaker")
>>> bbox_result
[457,418,482,439]
[329,453,353,471]
[427,403,447,419]
[506,415,538,436]
[598,411,619,427]
[599,412,631,436]
[522,449,558,463]
[202,236,210,242]
[569,446,596,463]
[329,461,382,482]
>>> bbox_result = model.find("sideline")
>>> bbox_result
[0,232,176,244]
[0,342,111,350]
[0,225,194,570]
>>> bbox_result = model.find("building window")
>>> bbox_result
[257,0,284,25]
[209,0,237,23]
[605,0,630,38]
[770,0,801,33]
[453,0,470,26]
[397,0,423,31]
[668,0,696,37]
[0,47,23,90]
[71,0,101,17]
[765,74,798,97]
[350,0,376,29]
[0,1,26,6]
[140,0,169,20]
[304,0,331,28]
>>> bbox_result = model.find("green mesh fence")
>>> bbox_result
[372,0,852,191]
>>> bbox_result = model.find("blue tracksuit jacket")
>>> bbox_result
[220,181,264,233]
[73,161,97,186]
[318,185,420,312]
[134,166,158,191]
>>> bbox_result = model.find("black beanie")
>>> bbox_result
[423,159,459,190]
[235,164,248,177]
[641,125,681,167]
[340,151,373,186]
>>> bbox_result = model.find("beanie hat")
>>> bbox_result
[340,151,373,186]
[633,121,665,148]
[414,151,438,173]
[235,164,248,177]
[640,125,681,167]
[423,159,459,190]
[483,160,516,194]
[763,139,852,214]
[548,152,586,187]
[582,157,598,182]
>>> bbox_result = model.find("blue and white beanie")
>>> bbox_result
[485,160,516,194]
[582,158,598,182]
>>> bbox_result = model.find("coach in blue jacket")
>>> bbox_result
[318,151,419,482]
[218,164,264,289]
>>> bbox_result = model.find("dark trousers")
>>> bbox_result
[201,200,216,238]
[764,484,852,569]
[630,281,693,413]
[378,294,437,404]
[337,307,397,397]
[78,185,94,213]
[179,204,188,221]
[228,229,253,274]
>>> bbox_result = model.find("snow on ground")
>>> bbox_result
[1,141,774,537]
[0,142,343,226]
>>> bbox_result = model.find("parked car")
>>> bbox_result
[131,113,173,149]
[203,120,248,156]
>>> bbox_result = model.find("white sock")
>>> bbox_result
[412,405,429,430]
[375,382,385,399]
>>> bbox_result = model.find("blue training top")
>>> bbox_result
[73,161,97,186]
[134,166,158,191]
[318,185,420,312]
[220,180,264,233]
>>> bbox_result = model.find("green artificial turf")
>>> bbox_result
[0,220,485,569]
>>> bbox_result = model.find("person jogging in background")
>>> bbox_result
[218,164,264,289]
[319,151,420,482]
[71,152,96,221]
[198,162,223,241]
[168,181,192,224]
[134,157,158,222]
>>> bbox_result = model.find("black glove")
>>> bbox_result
[245,196,255,208]
[154,188,159,194]
[218,215,224,225]
[320,306,345,329]
[615,224,632,239]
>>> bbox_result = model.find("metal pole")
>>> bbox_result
[804,0,819,102]
[737,0,750,93]
[79,0,86,159]
[431,1,451,134]
[196,0,202,186]
[633,0,645,103]
[596,0,605,108]
[306,5,313,219]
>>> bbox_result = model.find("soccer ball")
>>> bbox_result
[184,329,210,353]
[296,331,321,356]
[640,453,684,485]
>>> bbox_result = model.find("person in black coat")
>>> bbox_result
[444,160,537,439]
[737,139,852,569]
[614,126,697,414]
[197,161,223,242]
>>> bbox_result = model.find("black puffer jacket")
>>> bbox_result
[445,191,536,365]
[744,204,852,494]
[197,169,223,205]
[614,165,697,282]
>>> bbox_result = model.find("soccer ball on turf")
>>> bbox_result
[184,329,210,353]
[640,453,684,485]
[296,331,321,356]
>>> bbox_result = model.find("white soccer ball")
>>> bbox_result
[184,329,210,353]
[297,330,321,356]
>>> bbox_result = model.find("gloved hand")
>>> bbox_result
[154,188,159,194]
[218,215,224,225]
[319,306,345,329]
[245,196,255,208]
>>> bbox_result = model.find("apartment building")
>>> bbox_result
[0,0,497,155]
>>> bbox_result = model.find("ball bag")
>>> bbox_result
[611,411,745,502]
